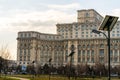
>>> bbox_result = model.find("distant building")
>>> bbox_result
[17,9,120,67]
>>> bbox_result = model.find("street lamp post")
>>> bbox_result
[32,61,36,78]
[68,44,75,80]
[92,15,118,80]
[48,58,52,80]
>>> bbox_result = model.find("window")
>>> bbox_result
[78,50,81,56]
[91,50,94,56]
[83,50,85,56]
[78,45,81,49]
[20,57,22,61]
[87,45,90,48]
[114,57,118,62]
[76,32,78,34]
[112,34,115,36]
[20,34,23,37]
[82,58,85,62]
[28,50,30,55]
[28,56,30,61]
[87,57,90,62]
[24,33,27,37]
[117,34,120,36]
[114,44,117,48]
[20,49,22,55]
[87,50,90,56]
[78,57,81,62]
[110,50,113,56]
[91,58,94,63]
[99,49,104,56]
[86,13,89,17]
[114,50,118,56]
[112,31,115,33]
[24,56,26,61]
[100,44,104,48]
[82,32,84,34]
[24,49,26,55]
[83,45,85,48]
[28,33,31,37]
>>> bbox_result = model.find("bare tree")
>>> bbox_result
[0,44,12,74]
[0,44,11,60]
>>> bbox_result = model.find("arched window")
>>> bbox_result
[83,45,85,48]
[100,44,104,48]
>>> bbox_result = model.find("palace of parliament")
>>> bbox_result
[17,9,120,67]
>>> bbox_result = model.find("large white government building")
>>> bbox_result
[17,9,120,67]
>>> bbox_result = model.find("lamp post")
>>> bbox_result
[92,15,119,80]
[68,44,75,80]
[48,58,52,80]
[32,61,35,78]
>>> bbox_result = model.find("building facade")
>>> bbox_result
[17,9,120,67]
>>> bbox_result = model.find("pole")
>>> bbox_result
[70,56,72,80]
[49,62,50,80]
[108,29,111,80]
[49,58,52,80]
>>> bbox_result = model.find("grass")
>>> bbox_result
[0,76,20,80]
[6,74,120,80]
[29,76,120,80]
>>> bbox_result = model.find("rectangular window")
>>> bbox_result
[117,34,120,36]
[78,50,81,56]
[87,50,90,56]
[112,34,115,36]
[91,58,94,63]
[99,49,104,56]
[91,50,94,56]
[20,34,23,37]
[78,57,81,62]
[82,58,85,62]
[114,57,118,62]
[87,58,90,62]
[82,32,84,34]
[114,50,118,56]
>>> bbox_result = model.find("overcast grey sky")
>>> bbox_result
[0,0,120,60]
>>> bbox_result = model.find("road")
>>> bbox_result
[9,77,30,80]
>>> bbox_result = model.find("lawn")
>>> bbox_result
[6,74,120,80]
[0,77,20,80]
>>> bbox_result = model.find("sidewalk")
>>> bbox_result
[9,77,30,80]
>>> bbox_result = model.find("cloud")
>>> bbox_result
[99,9,120,19]
[0,3,78,60]
[3,9,76,33]
[48,3,80,11]
[11,20,56,27]
[110,9,120,19]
